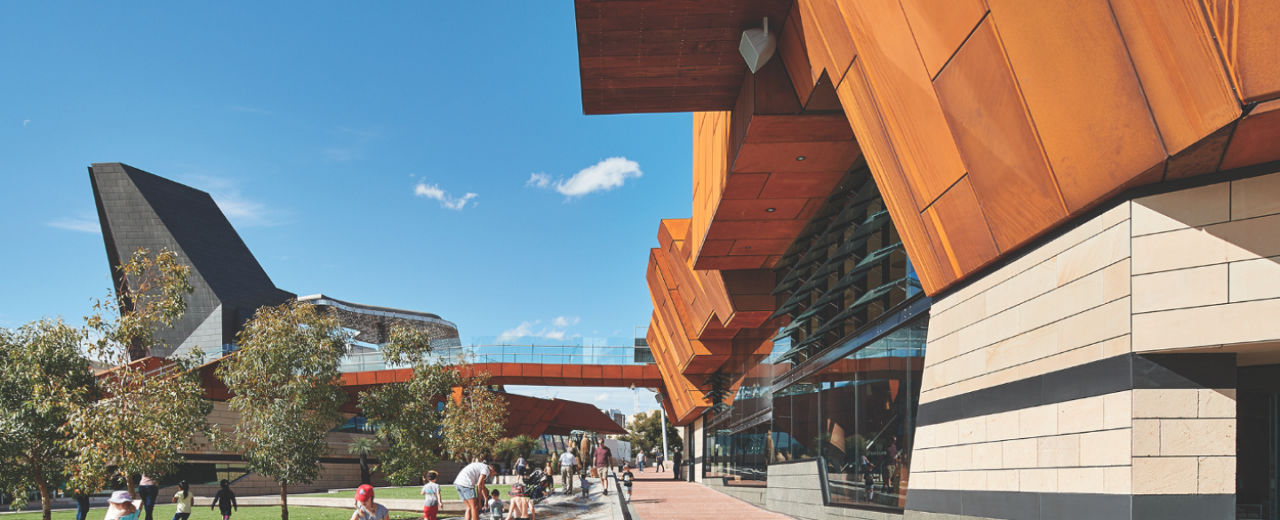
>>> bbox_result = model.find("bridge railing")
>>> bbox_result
[202,344,652,373]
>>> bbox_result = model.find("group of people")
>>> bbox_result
[438,460,535,520]
[98,479,238,520]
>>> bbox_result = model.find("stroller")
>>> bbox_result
[520,468,550,501]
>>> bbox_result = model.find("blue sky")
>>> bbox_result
[0,2,690,414]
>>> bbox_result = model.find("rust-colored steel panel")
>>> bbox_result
[1222,99,1280,170]
[743,114,856,143]
[933,18,1066,251]
[730,238,796,255]
[986,0,1166,212]
[900,0,988,79]
[1166,122,1236,179]
[1204,0,1280,102]
[1110,0,1240,154]
[695,255,771,270]
[834,0,969,210]
[780,3,819,104]
[733,140,863,173]
[835,59,955,294]
[705,219,809,241]
[798,0,856,80]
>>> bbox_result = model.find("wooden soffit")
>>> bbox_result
[576,0,792,114]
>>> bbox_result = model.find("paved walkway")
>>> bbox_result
[625,467,792,520]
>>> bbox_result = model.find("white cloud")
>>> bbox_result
[594,393,609,402]
[526,172,551,188]
[22,119,30,127]
[48,216,100,233]
[552,316,580,327]
[526,157,642,198]
[414,182,478,211]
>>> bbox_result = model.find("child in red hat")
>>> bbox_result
[349,485,388,520]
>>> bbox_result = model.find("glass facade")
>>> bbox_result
[699,165,929,511]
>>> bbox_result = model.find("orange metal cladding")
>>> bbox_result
[576,0,1280,295]
[690,57,861,272]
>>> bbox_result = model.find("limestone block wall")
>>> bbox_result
[1130,172,1280,355]
[904,167,1280,520]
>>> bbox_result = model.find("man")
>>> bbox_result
[636,451,645,473]
[559,448,578,494]
[453,460,493,520]
[672,448,684,480]
[592,440,613,495]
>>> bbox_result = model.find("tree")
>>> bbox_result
[0,320,96,520]
[62,249,211,495]
[348,438,377,485]
[495,435,539,471]
[217,301,349,520]
[358,326,457,485]
[623,410,680,457]
[442,373,508,463]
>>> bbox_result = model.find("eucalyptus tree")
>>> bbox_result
[62,248,211,495]
[442,372,508,463]
[358,326,457,484]
[0,320,95,520]
[217,301,349,520]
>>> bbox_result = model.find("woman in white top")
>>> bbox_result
[170,481,195,520]
[104,491,140,520]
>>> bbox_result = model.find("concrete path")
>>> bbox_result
[625,468,792,520]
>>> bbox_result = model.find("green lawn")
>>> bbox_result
[2,505,421,520]
[299,484,511,502]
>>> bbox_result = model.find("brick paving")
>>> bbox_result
[624,467,792,520]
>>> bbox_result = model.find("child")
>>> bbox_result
[486,489,504,520]
[579,471,591,498]
[420,471,441,520]
[350,484,388,520]
[171,481,194,520]
[210,480,237,520]
[621,464,635,502]
[504,484,535,520]
[104,491,140,520]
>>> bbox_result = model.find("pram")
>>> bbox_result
[520,468,550,501]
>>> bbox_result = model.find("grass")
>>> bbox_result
[299,484,512,502]
[0,505,422,520]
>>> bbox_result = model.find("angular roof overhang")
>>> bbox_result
[575,0,791,114]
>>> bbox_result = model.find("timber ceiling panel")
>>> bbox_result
[575,0,791,114]
[1109,0,1240,154]
[899,0,988,79]
[837,0,968,209]
[933,17,1066,251]
[986,0,1166,212]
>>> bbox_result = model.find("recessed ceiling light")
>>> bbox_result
[795,155,806,161]
[765,207,776,212]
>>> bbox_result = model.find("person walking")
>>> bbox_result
[635,451,645,473]
[210,479,237,520]
[104,491,140,520]
[455,460,493,520]
[620,465,635,502]
[558,448,578,494]
[504,483,535,520]
[655,451,665,472]
[420,470,441,520]
[592,441,613,496]
[135,475,158,520]
[349,484,388,520]
[72,487,92,520]
[170,481,194,520]
[514,456,527,476]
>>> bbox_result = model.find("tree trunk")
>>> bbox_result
[359,454,369,485]
[280,481,288,520]
[125,472,137,496]
[33,465,52,520]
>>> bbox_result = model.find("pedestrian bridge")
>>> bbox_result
[336,343,664,388]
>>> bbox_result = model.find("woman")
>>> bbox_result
[104,491,140,520]
[210,479,237,520]
[171,481,194,520]
[504,484,535,520]
[350,484,388,520]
